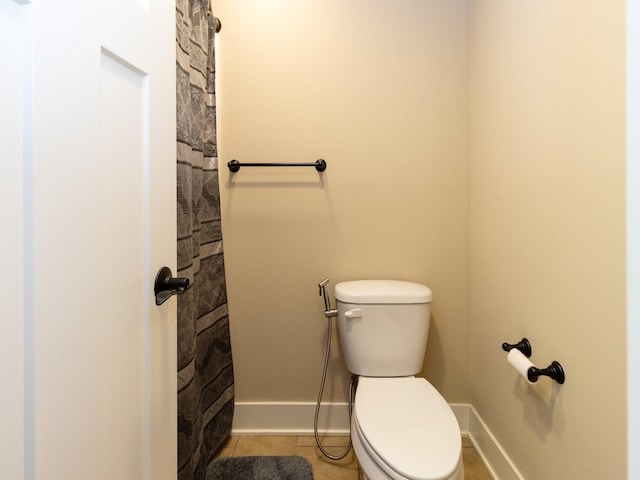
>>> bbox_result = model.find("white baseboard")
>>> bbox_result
[232,402,523,480]
[467,405,525,480]
[232,401,473,436]
[449,403,470,433]
[232,402,351,435]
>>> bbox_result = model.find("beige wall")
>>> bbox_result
[216,0,471,403]
[216,0,628,477]
[469,1,627,478]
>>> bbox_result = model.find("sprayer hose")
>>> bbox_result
[313,316,356,460]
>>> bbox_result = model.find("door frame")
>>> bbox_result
[628,1,640,478]
[0,1,31,478]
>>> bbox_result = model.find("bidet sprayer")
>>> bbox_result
[318,277,338,318]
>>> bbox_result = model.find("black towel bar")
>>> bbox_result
[227,159,326,172]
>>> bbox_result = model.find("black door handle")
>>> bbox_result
[154,266,190,305]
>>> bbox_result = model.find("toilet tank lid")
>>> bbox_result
[334,280,432,304]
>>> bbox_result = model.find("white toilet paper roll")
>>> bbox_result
[507,348,535,384]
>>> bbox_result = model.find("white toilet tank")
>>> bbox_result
[335,280,432,377]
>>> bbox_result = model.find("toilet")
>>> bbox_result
[335,280,463,480]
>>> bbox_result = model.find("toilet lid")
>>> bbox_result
[355,377,461,480]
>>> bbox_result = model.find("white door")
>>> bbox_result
[1,0,177,479]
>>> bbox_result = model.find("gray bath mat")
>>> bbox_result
[206,456,314,480]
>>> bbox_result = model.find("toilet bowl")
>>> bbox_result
[334,280,464,480]
[351,377,463,480]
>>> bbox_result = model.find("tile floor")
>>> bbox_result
[215,435,493,480]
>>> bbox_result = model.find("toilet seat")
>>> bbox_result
[354,377,462,480]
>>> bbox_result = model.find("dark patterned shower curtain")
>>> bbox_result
[176,1,234,480]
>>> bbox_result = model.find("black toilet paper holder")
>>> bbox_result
[501,337,532,357]
[502,337,565,384]
[527,361,565,384]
